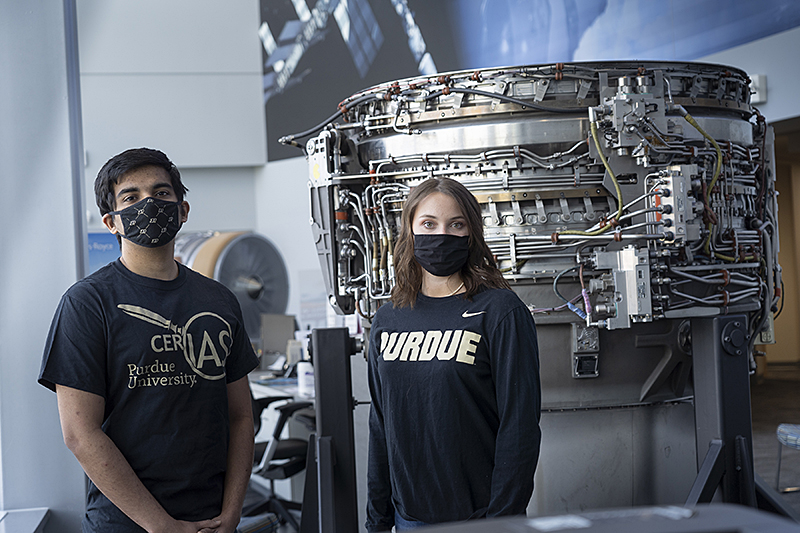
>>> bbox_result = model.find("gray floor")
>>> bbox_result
[751,362,800,516]
[255,362,800,531]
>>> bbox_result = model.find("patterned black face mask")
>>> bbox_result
[108,197,182,248]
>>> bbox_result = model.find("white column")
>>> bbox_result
[0,0,87,531]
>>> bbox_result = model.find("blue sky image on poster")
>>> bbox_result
[451,0,800,67]
[261,0,800,160]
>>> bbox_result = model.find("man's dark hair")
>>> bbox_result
[94,147,189,216]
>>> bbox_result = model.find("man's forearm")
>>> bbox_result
[68,426,176,531]
[218,414,255,528]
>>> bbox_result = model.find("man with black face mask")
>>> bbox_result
[39,148,259,533]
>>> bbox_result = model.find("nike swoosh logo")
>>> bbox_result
[462,310,486,318]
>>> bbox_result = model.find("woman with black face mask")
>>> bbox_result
[365,178,542,532]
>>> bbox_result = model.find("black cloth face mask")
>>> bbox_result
[108,197,183,248]
[413,233,470,277]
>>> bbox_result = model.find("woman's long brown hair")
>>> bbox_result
[391,178,510,308]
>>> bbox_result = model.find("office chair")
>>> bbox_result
[243,393,314,531]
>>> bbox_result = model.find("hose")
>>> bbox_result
[553,265,587,320]
[278,93,381,147]
[672,105,723,256]
[558,115,624,238]
[425,86,581,114]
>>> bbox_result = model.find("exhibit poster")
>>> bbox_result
[259,0,800,161]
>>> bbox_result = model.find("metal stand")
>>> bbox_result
[688,315,757,506]
[299,434,318,533]
[756,472,800,522]
[687,316,798,520]
[299,328,361,533]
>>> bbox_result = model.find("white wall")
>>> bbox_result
[77,0,266,234]
[0,1,87,531]
[180,168,259,233]
[85,166,260,233]
[254,157,323,318]
[697,25,800,124]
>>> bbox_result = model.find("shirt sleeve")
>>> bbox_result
[486,303,542,517]
[223,292,259,383]
[365,320,395,532]
[38,290,108,397]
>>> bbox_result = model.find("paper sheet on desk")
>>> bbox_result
[256,377,297,387]
[252,377,299,397]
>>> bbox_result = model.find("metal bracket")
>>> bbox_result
[572,324,600,378]
[721,320,748,356]
[559,194,571,222]
[686,439,725,505]
[511,197,523,225]
[534,79,549,102]
[577,80,592,101]
[510,233,518,274]
[488,198,500,226]
[583,193,596,221]
[535,195,547,224]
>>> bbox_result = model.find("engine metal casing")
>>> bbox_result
[298,61,779,513]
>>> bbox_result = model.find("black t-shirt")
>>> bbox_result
[39,260,259,532]
[366,287,541,531]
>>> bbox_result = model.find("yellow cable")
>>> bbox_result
[559,120,624,237]
[681,111,723,255]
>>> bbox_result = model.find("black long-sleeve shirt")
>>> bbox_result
[366,287,541,531]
